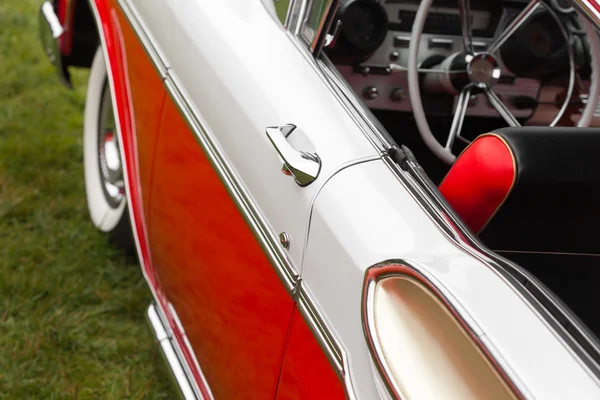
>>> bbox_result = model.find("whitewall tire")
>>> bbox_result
[84,49,134,253]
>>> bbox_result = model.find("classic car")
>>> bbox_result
[38,0,600,398]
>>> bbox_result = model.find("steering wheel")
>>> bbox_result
[407,0,600,164]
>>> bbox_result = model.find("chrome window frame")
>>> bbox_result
[287,0,339,55]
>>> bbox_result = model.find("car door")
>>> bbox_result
[127,0,381,397]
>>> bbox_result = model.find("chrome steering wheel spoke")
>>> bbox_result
[485,89,521,127]
[446,87,472,150]
[458,0,474,53]
[406,0,578,165]
[487,0,541,54]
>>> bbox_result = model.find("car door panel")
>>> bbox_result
[149,96,296,399]
[120,0,382,397]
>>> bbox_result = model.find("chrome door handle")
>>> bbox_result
[266,124,321,187]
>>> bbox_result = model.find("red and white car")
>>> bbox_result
[39,0,600,398]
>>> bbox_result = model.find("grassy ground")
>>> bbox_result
[0,1,172,398]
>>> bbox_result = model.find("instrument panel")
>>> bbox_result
[329,0,545,119]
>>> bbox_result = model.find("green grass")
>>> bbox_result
[0,1,172,398]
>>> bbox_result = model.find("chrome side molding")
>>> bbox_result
[146,303,199,400]
[38,1,71,87]
[571,0,600,27]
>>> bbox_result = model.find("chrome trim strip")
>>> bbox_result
[571,0,600,27]
[164,73,299,292]
[147,303,198,400]
[283,0,298,29]
[116,0,168,77]
[297,285,358,400]
[287,0,310,36]
[39,1,71,87]
[154,300,214,400]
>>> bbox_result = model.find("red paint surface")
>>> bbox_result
[276,310,347,400]
[92,2,212,398]
[439,135,516,233]
[149,97,295,398]
[57,0,75,55]
[112,8,165,224]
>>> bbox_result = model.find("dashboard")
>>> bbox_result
[326,0,591,122]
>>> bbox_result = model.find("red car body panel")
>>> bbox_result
[276,310,347,399]
[112,7,165,224]
[91,2,212,397]
[57,0,75,55]
[149,97,296,398]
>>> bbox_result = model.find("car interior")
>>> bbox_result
[323,0,600,351]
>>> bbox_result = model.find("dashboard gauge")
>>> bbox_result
[328,0,388,62]
[500,11,568,79]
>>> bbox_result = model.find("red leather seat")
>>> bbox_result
[439,133,516,234]
[439,127,600,254]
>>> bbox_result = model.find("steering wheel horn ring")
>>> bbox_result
[407,0,597,165]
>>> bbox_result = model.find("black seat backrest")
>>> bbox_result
[479,127,600,254]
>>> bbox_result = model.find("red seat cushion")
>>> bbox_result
[439,134,516,233]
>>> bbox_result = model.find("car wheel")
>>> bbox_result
[84,48,135,255]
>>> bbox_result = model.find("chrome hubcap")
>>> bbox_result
[98,82,124,208]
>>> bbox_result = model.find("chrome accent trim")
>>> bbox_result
[147,303,199,400]
[283,0,297,28]
[40,1,64,42]
[362,261,523,400]
[39,1,70,87]
[571,0,600,27]
[279,232,291,249]
[266,124,322,187]
[116,0,169,77]
[287,0,310,36]
[164,73,299,292]
[386,152,600,378]
[297,285,358,400]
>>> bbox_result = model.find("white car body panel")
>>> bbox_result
[304,159,600,398]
